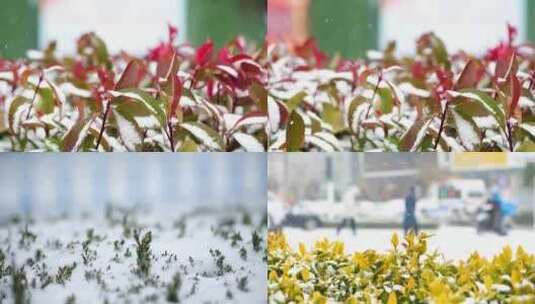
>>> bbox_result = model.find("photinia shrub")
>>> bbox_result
[268,232,535,303]
[0,25,268,152]
[268,25,535,152]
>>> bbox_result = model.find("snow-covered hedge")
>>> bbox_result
[268,25,535,151]
[0,25,268,151]
[267,232,535,303]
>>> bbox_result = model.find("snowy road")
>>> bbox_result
[281,226,535,261]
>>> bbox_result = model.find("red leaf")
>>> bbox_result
[97,68,115,91]
[455,60,484,90]
[168,74,182,120]
[72,60,87,81]
[196,40,214,66]
[115,59,145,90]
[168,23,178,43]
[217,47,231,64]
[508,74,521,119]
[156,49,178,80]
[294,38,327,68]
[495,49,516,81]
[507,23,518,44]
[240,60,262,76]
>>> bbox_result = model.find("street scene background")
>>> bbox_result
[268,153,535,260]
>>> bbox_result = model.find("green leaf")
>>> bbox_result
[233,132,265,152]
[286,91,307,113]
[347,96,366,133]
[61,118,92,152]
[306,132,341,152]
[92,34,111,67]
[112,107,142,151]
[8,96,30,132]
[400,118,431,151]
[36,87,55,114]
[321,103,344,133]
[178,136,199,152]
[286,111,305,152]
[457,89,506,130]
[519,123,535,139]
[250,81,268,113]
[180,122,224,151]
[515,140,535,152]
[110,89,167,128]
[377,88,394,114]
[451,108,480,151]
[430,34,450,69]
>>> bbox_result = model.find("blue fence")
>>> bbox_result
[0,154,266,219]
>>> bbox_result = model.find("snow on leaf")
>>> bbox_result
[110,89,166,128]
[180,122,223,151]
[268,96,285,133]
[8,96,30,133]
[519,123,535,139]
[451,109,480,151]
[448,89,505,129]
[233,132,264,152]
[230,111,268,132]
[59,83,92,98]
[112,108,142,151]
[400,118,431,151]
[306,132,342,152]
[61,118,93,152]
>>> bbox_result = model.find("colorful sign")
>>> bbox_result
[451,153,509,170]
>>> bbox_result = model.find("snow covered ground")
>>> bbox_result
[282,226,535,261]
[0,208,267,303]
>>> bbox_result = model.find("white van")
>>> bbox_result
[425,179,487,222]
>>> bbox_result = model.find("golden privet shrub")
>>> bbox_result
[267,232,535,303]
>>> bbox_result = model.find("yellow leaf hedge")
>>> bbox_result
[268,232,535,303]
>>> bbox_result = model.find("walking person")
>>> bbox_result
[403,186,419,235]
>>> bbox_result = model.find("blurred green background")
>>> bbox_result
[1,0,534,59]
[310,0,378,58]
[0,0,266,59]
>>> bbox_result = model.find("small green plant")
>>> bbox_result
[242,212,252,226]
[230,231,242,247]
[133,230,152,277]
[65,294,76,304]
[236,276,249,292]
[11,265,27,304]
[166,272,182,303]
[209,249,233,276]
[81,240,97,266]
[174,217,187,238]
[251,230,262,252]
[239,247,247,261]
[19,224,37,249]
[56,262,77,285]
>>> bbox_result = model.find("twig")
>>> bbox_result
[434,101,449,150]
[95,99,111,150]
[25,72,44,119]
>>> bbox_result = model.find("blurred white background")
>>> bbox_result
[39,0,187,55]
[0,153,266,220]
[380,0,527,54]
